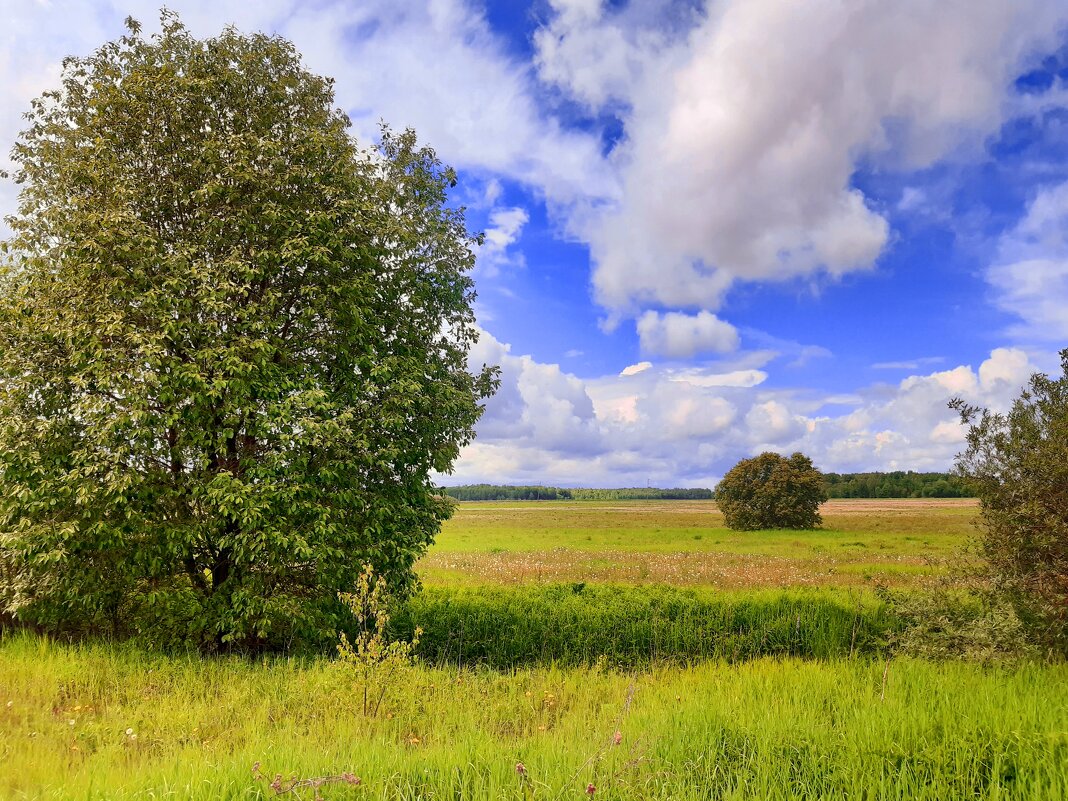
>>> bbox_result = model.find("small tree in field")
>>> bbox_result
[715,452,827,530]
[951,348,1068,656]
[0,14,497,650]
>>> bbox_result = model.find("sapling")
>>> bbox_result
[337,564,422,716]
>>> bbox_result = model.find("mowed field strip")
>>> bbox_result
[420,499,978,588]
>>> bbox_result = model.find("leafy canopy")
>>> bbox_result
[715,452,827,531]
[0,13,497,650]
[951,349,1068,655]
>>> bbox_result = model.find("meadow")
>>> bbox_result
[4,498,1068,800]
[421,499,977,589]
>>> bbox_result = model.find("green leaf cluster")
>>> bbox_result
[0,13,497,650]
[951,348,1068,656]
[714,452,827,531]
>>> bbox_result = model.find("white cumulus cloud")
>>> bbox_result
[636,310,739,358]
[443,329,1042,486]
[534,0,1068,317]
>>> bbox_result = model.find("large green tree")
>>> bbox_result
[715,452,827,530]
[951,349,1068,656]
[0,14,497,649]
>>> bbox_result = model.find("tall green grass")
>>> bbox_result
[393,586,893,668]
[2,633,1065,800]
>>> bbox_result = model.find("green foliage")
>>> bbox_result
[824,471,970,498]
[0,13,497,650]
[438,485,713,501]
[337,564,421,716]
[950,349,1068,656]
[715,452,828,530]
[880,582,1033,662]
[390,585,892,667]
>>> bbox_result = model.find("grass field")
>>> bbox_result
[5,498,1067,800]
[420,499,978,589]
[2,635,1066,800]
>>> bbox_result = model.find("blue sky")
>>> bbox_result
[3,1,1068,487]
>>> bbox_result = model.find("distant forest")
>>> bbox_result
[440,471,971,501]
[823,471,969,498]
[439,485,714,501]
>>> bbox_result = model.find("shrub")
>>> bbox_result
[337,565,421,716]
[950,348,1068,656]
[715,452,827,530]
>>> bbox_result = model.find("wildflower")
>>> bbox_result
[68,719,76,727]
[516,762,527,776]
[341,773,361,786]
[125,728,134,736]
[613,730,622,746]
[586,783,596,795]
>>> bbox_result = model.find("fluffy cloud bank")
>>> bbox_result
[0,0,616,240]
[536,0,1068,317]
[4,1,1063,489]
[445,336,1038,487]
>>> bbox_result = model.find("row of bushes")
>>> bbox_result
[389,585,894,668]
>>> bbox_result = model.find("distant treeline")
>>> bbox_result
[824,471,970,498]
[440,472,972,501]
[439,485,714,501]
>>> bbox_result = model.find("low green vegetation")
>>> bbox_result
[394,586,891,667]
[2,633,1066,800]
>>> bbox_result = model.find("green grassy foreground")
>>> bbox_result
[2,634,1066,800]
[5,500,1060,799]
